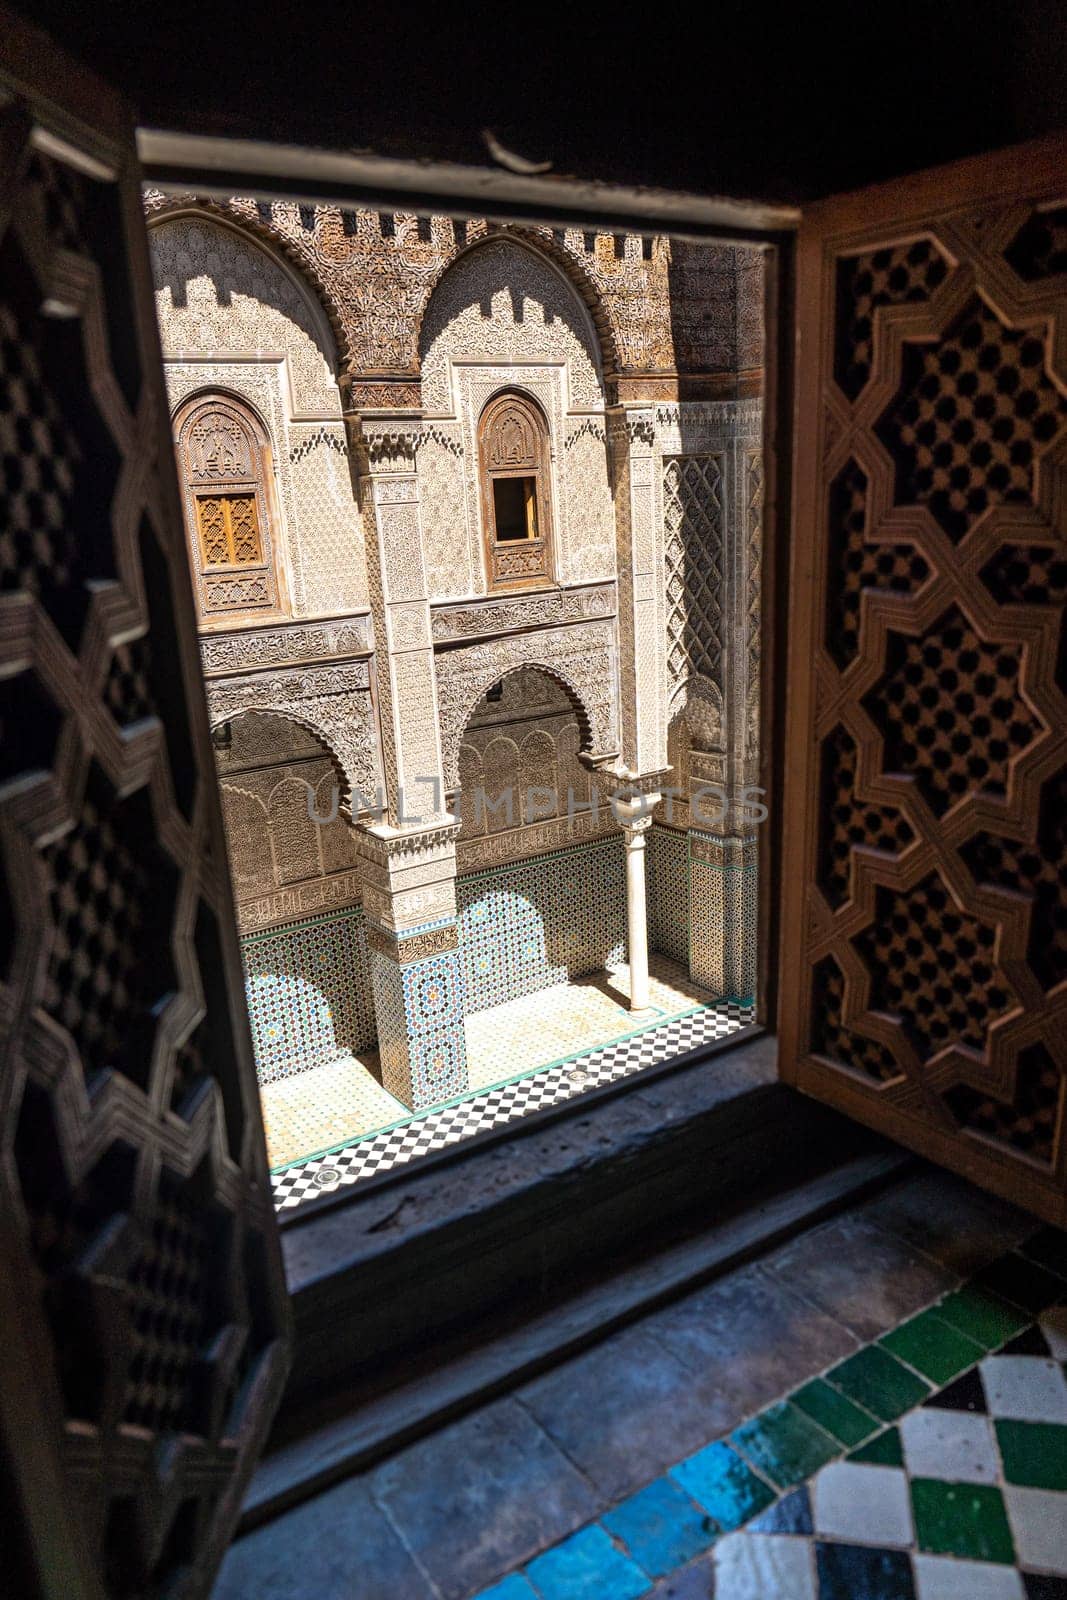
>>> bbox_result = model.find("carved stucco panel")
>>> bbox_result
[205,665,380,804]
[435,621,620,789]
[419,239,605,415]
[151,215,341,417]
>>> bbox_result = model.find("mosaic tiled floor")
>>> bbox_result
[268,957,752,1212]
[472,1233,1067,1600]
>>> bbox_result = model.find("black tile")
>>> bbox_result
[212,1474,437,1600]
[922,1366,988,1414]
[748,1485,813,1535]
[1017,1226,1067,1282]
[371,1397,601,1600]
[814,1540,916,1599]
[762,1215,957,1341]
[974,1253,1066,1313]
[1023,1576,1067,1599]
[517,1324,741,1501]
[644,1261,858,1421]
[1002,1324,1053,1357]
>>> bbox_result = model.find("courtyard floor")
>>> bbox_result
[262,955,754,1210]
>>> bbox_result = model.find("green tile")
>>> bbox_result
[826,1345,930,1421]
[995,1419,1067,1489]
[848,1426,903,1467]
[933,1284,1030,1350]
[791,1379,880,1448]
[879,1308,985,1385]
[730,1401,839,1489]
[910,1478,1015,1564]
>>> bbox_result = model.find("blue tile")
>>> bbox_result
[526,1524,651,1600]
[747,1485,813,1535]
[670,1441,776,1532]
[602,1476,718,1577]
[474,1578,539,1600]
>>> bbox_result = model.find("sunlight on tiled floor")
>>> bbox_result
[260,955,710,1169]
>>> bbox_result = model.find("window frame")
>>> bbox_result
[172,388,290,628]
[478,388,555,592]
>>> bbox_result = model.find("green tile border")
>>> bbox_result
[474,1234,1064,1600]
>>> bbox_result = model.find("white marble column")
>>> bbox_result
[613,794,660,1013]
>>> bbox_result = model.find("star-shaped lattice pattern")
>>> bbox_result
[877,296,1067,543]
[856,873,1014,1062]
[862,606,1043,818]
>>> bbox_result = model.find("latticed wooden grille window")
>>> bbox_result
[478,390,554,590]
[174,393,286,620]
[195,493,263,567]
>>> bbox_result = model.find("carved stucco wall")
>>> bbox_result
[150,214,369,616]
[436,619,620,795]
[214,711,363,932]
[415,238,616,597]
[455,668,613,870]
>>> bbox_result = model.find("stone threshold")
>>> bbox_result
[243,1032,906,1531]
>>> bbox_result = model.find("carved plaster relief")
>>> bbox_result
[431,581,615,642]
[206,663,380,804]
[435,621,620,789]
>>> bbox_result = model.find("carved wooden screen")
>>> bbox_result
[0,18,290,1600]
[174,392,287,621]
[478,390,554,589]
[779,136,1067,1225]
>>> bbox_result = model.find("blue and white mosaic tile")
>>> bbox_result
[271,997,753,1212]
[457,837,627,1015]
[242,905,375,1085]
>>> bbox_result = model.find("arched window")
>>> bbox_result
[478,391,554,590]
[173,392,287,621]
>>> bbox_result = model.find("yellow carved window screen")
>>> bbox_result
[478,391,553,590]
[174,393,286,620]
[195,493,263,567]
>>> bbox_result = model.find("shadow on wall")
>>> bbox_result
[241,908,378,1086]
[457,838,626,1014]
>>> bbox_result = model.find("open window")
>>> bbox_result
[478,389,554,589]
[173,390,288,622]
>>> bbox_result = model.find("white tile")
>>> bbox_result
[812,1461,914,1548]
[980,1354,1067,1422]
[1038,1304,1067,1362]
[913,1554,1024,1599]
[713,1532,816,1600]
[1004,1485,1067,1574]
[900,1408,1000,1484]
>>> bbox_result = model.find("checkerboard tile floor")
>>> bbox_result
[472,1232,1067,1600]
[269,961,752,1213]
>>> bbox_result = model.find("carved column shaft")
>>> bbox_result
[608,407,667,778]
[351,416,468,1106]
[353,417,448,826]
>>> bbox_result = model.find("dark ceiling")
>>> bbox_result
[20,0,1067,205]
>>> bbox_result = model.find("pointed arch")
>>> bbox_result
[415,227,618,382]
[145,194,349,372]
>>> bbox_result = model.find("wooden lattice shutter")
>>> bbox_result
[779,135,1067,1225]
[0,15,291,1599]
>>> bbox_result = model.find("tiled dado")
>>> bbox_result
[241,904,376,1085]
[690,830,759,1003]
[367,919,469,1109]
[457,836,627,1015]
[648,822,689,967]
